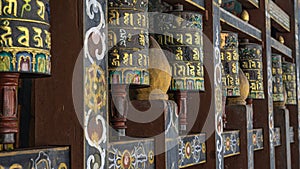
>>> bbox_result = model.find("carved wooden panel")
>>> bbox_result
[178,134,206,168]
[0,147,69,168]
[252,129,264,151]
[108,139,155,169]
[222,130,240,158]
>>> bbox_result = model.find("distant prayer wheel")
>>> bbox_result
[221,0,243,17]
[156,4,204,91]
[239,40,264,99]
[108,0,149,86]
[220,31,240,97]
[0,0,51,150]
[282,61,297,105]
[271,54,284,102]
[108,0,149,137]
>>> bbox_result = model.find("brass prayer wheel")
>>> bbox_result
[220,31,240,97]
[239,40,264,99]
[155,4,204,91]
[108,0,149,86]
[272,54,284,102]
[282,61,297,105]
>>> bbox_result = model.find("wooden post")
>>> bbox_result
[110,84,128,138]
[274,106,291,169]
[174,91,188,133]
[0,73,19,151]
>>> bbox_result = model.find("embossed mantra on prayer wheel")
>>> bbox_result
[155,4,204,132]
[156,4,204,91]
[272,54,284,103]
[0,0,51,150]
[221,31,240,97]
[108,0,149,86]
[239,39,265,99]
[282,61,297,105]
[108,0,149,137]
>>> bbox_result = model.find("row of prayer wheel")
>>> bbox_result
[107,0,297,136]
[221,31,297,104]
[108,2,205,92]
[107,1,205,135]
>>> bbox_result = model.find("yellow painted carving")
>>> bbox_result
[148,151,154,164]
[186,63,195,76]
[108,10,119,25]
[21,0,31,17]
[0,0,2,15]
[3,0,17,16]
[111,49,120,67]
[124,12,133,26]
[36,0,45,20]
[176,47,183,61]
[123,53,133,66]
[176,33,183,44]
[108,31,117,47]
[33,27,43,48]
[192,48,200,61]
[0,20,13,47]
[0,56,10,71]
[44,30,51,49]
[17,26,30,47]
[202,143,206,153]
[138,31,145,46]
[185,33,192,45]
[194,32,201,45]
[9,164,22,169]
[58,163,68,169]
[37,57,45,73]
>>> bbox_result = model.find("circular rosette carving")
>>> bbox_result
[85,64,106,113]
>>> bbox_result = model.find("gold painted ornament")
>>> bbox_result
[279,36,285,44]
[241,10,250,22]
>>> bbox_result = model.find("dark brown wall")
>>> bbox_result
[34,0,83,168]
